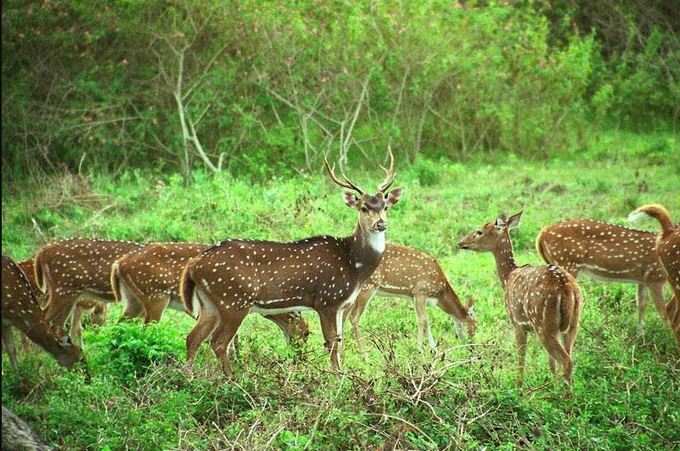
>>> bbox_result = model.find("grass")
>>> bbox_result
[2,132,679,450]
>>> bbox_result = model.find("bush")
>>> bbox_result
[87,321,184,382]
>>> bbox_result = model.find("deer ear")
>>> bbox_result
[506,211,523,229]
[385,187,402,207]
[344,192,360,208]
[494,217,506,230]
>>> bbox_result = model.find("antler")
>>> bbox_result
[377,146,396,193]
[324,158,364,194]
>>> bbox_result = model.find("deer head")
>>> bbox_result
[458,211,523,251]
[325,149,402,235]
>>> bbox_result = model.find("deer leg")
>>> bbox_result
[120,292,145,322]
[211,310,247,377]
[91,302,107,327]
[69,304,85,349]
[143,295,171,324]
[1,321,18,370]
[319,307,342,371]
[540,333,572,384]
[636,284,647,335]
[262,313,299,344]
[514,327,528,386]
[20,333,33,352]
[347,287,376,351]
[44,293,80,337]
[562,300,581,359]
[648,282,670,324]
[414,294,435,350]
[186,307,220,367]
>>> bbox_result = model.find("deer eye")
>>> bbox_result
[475,230,483,236]
[361,206,369,213]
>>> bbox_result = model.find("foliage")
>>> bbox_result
[3,0,678,180]
[2,137,679,449]
[87,321,184,383]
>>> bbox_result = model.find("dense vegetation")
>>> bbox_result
[2,0,679,180]
[2,0,679,449]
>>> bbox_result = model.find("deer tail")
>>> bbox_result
[629,204,674,237]
[180,264,199,318]
[559,274,581,333]
[34,252,48,294]
[535,227,552,265]
[110,260,123,303]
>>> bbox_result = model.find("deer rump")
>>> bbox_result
[508,266,580,333]
[180,237,370,318]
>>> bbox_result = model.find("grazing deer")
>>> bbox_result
[630,204,680,344]
[180,151,402,375]
[458,212,583,384]
[34,239,144,338]
[345,243,475,350]
[110,243,309,343]
[18,258,107,348]
[536,219,667,333]
[2,255,83,369]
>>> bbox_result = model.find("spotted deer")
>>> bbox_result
[34,239,144,338]
[110,243,309,343]
[630,204,680,344]
[2,255,83,369]
[180,151,402,375]
[536,219,667,333]
[458,212,583,385]
[18,258,107,348]
[345,243,475,350]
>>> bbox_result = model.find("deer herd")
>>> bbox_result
[2,153,679,386]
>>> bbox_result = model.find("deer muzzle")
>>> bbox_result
[373,219,387,232]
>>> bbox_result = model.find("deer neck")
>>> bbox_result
[347,224,385,282]
[492,234,517,288]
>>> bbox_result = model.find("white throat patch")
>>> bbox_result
[368,231,385,254]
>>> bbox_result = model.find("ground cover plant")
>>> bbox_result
[2,132,679,449]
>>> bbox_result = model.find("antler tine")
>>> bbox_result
[324,157,364,194]
[339,167,365,194]
[378,146,396,193]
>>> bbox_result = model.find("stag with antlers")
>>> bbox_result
[180,151,402,375]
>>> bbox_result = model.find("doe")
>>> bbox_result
[459,212,583,384]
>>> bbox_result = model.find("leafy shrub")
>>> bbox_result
[87,321,184,382]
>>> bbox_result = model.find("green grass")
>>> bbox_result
[2,134,679,450]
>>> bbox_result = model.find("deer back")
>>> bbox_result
[537,220,665,283]
[368,244,448,296]
[116,243,208,299]
[17,259,46,306]
[186,236,380,311]
[35,239,144,298]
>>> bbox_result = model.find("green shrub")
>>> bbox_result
[88,321,184,382]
